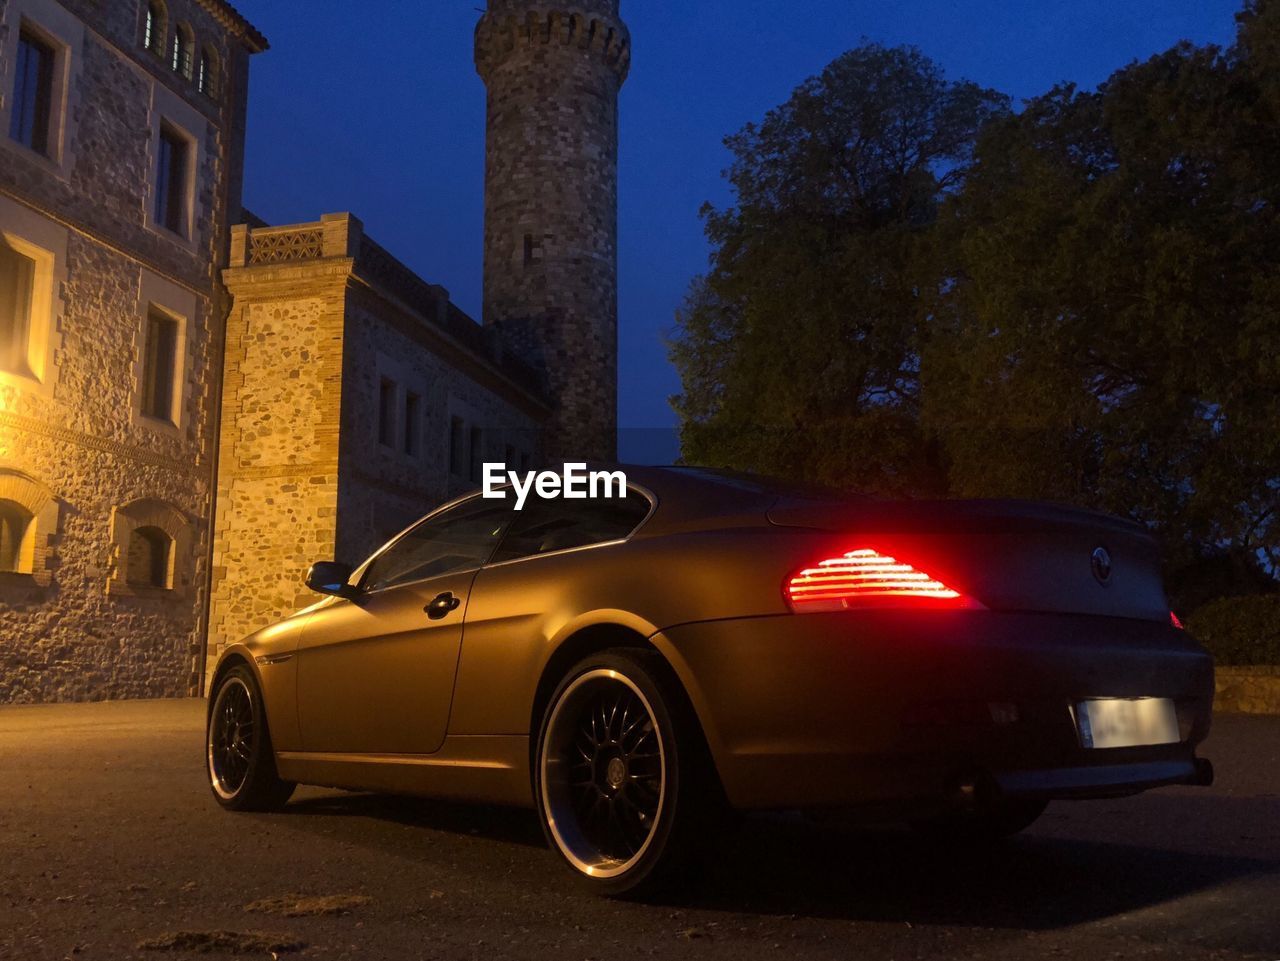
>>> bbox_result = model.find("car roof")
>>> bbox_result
[611,464,857,536]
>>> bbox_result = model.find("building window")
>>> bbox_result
[108,499,188,596]
[141,308,179,423]
[155,124,189,236]
[449,416,466,477]
[144,1,167,56]
[0,239,36,377]
[0,470,57,584]
[469,427,484,483]
[10,28,56,156]
[197,45,219,98]
[0,499,34,573]
[126,525,172,589]
[378,378,396,448]
[404,391,421,456]
[171,24,194,79]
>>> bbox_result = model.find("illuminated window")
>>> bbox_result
[155,123,189,235]
[171,24,193,79]
[0,499,34,573]
[141,308,179,422]
[197,45,219,98]
[126,525,171,589]
[10,28,55,156]
[144,2,166,56]
[404,391,421,456]
[0,239,36,377]
[378,379,396,448]
[0,471,56,583]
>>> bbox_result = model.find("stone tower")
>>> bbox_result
[475,0,631,462]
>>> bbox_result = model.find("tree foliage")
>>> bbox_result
[670,9,1280,601]
[669,44,1009,494]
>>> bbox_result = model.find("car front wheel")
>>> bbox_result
[206,664,295,812]
[535,648,718,897]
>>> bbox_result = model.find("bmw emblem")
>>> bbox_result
[1091,546,1113,585]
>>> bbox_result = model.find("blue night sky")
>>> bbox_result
[233,0,1244,463]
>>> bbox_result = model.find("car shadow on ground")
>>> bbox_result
[274,790,1278,931]
[282,791,548,849]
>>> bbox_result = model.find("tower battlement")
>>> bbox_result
[475,8,631,82]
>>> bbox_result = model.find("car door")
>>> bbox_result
[447,488,655,736]
[295,496,512,756]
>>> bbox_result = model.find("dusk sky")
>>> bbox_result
[234,0,1244,463]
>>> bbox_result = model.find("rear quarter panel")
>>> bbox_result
[447,524,821,736]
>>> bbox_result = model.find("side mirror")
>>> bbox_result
[305,561,359,599]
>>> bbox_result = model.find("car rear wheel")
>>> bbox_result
[536,649,717,897]
[206,665,295,812]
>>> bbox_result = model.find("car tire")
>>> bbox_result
[206,664,295,812]
[912,798,1048,843]
[535,648,721,897]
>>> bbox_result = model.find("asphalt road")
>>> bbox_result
[0,700,1277,961]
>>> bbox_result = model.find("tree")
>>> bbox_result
[669,44,1008,494]
[925,28,1280,587]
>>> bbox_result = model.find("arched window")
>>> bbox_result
[108,499,189,596]
[172,24,194,79]
[197,45,220,98]
[143,1,167,57]
[0,499,34,573]
[127,525,172,589]
[0,470,57,583]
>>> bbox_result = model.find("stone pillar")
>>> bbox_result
[475,1,630,462]
[206,223,355,682]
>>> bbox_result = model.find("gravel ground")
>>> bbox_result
[0,700,1277,960]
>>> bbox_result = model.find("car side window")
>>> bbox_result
[489,489,651,565]
[361,498,511,593]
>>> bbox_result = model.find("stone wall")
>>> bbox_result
[1214,666,1280,716]
[337,275,544,565]
[475,1,629,462]
[0,0,263,702]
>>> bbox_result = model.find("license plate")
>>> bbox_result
[1075,698,1179,749]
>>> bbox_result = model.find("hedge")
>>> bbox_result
[1186,594,1280,666]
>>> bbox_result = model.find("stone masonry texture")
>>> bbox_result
[0,0,262,702]
[476,0,629,462]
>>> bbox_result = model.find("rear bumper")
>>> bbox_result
[651,610,1214,811]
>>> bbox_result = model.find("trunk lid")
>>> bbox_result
[768,498,1170,622]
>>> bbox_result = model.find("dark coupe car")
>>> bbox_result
[206,466,1214,895]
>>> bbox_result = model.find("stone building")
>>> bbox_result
[0,0,264,701]
[0,0,629,703]
[205,214,547,674]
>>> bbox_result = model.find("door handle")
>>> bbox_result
[425,592,461,620]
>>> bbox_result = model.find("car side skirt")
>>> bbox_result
[275,734,534,807]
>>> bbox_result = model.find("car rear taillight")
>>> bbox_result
[1170,610,1185,630]
[785,548,984,613]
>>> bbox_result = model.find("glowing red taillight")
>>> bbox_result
[785,548,983,613]
[1170,610,1184,630]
